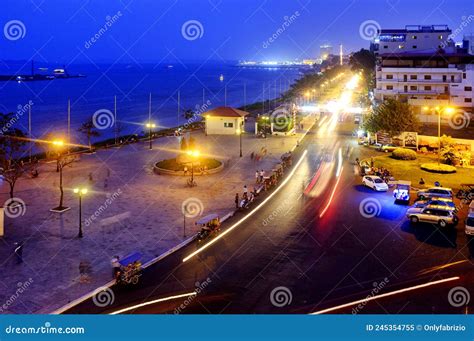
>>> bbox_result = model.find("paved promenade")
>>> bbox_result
[0,116,315,313]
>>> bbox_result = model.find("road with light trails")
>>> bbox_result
[64,117,474,315]
[65,73,474,315]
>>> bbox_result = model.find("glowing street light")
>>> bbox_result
[73,187,88,238]
[186,150,200,186]
[146,122,156,150]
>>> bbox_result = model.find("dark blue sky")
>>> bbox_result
[1,0,473,64]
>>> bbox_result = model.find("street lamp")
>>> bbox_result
[422,106,455,165]
[146,122,156,150]
[236,124,243,157]
[73,187,88,238]
[186,150,200,186]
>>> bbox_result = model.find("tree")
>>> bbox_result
[78,118,100,151]
[55,153,75,210]
[349,49,376,73]
[363,98,419,137]
[0,113,28,199]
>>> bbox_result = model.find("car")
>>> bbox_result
[412,198,457,212]
[362,175,389,191]
[465,213,474,235]
[406,207,458,228]
[377,144,397,153]
[417,187,453,200]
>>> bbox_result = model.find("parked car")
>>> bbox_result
[377,144,397,153]
[465,213,474,235]
[417,187,453,200]
[406,207,458,228]
[412,198,457,212]
[362,175,389,191]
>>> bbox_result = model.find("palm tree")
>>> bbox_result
[78,118,100,151]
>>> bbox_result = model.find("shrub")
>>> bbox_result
[419,147,428,154]
[420,163,457,174]
[392,148,417,160]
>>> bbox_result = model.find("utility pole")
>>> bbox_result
[114,95,117,146]
[67,99,71,154]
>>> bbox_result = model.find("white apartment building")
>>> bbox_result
[373,26,474,113]
[372,25,455,55]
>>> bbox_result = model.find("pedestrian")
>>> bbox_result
[243,185,248,199]
[259,169,265,183]
[255,170,260,183]
[419,178,425,185]
[235,193,239,209]
[250,152,254,160]
[14,241,24,264]
[104,178,108,189]
[184,166,188,176]
[88,172,93,182]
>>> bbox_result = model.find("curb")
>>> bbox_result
[51,234,198,314]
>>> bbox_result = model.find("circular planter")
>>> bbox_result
[154,158,224,176]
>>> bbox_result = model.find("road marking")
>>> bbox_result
[417,260,468,276]
[311,276,460,314]
[109,292,197,315]
[182,149,309,262]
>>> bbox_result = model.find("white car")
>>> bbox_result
[362,175,389,191]
[465,213,474,235]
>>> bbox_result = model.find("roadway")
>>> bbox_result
[65,74,474,315]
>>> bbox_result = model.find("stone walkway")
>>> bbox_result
[0,115,315,313]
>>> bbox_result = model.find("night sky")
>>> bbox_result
[0,0,473,64]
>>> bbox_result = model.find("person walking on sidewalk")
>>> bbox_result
[255,170,260,183]
[243,185,248,200]
[235,193,240,209]
[259,169,265,183]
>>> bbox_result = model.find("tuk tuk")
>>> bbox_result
[196,214,221,242]
[115,252,142,285]
[393,180,411,205]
